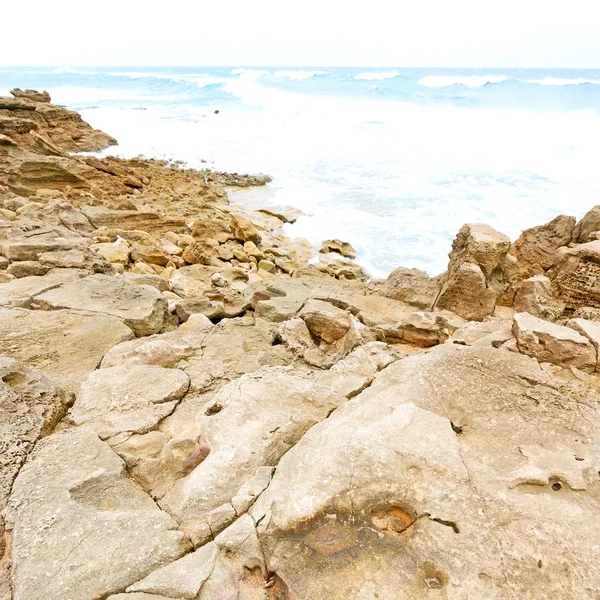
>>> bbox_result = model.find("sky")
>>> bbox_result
[3,0,600,68]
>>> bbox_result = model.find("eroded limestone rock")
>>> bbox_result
[251,345,600,600]
[513,311,596,372]
[0,307,133,392]
[35,274,168,336]
[435,223,510,321]
[0,357,72,511]
[71,365,190,439]
[6,427,190,600]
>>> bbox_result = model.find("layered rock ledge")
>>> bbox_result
[2,89,600,600]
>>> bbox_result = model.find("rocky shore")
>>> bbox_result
[1,88,600,600]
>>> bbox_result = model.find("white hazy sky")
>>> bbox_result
[3,0,600,67]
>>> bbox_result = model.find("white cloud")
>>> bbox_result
[2,0,600,67]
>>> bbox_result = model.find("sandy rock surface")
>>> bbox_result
[2,91,600,600]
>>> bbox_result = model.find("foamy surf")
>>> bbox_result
[418,75,508,88]
[7,65,599,276]
[526,76,600,86]
[274,70,329,80]
[355,71,399,81]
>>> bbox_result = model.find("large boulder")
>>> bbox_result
[512,311,596,372]
[510,214,575,276]
[320,239,357,259]
[0,308,133,392]
[435,223,510,321]
[6,427,190,600]
[512,275,565,321]
[380,266,441,310]
[249,344,600,600]
[229,214,261,243]
[298,298,351,343]
[551,240,600,310]
[34,274,169,336]
[573,205,600,243]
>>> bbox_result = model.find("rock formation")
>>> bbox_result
[1,90,600,600]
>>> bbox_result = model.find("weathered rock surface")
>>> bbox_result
[35,274,168,335]
[250,344,600,599]
[380,266,441,309]
[435,223,510,320]
[510,214,575,276]
[71,365,190,439]
[6,427,190,600]
[320,239,357,259]
[512,274,565,321]
[573,204,600,243]
[551,240,600,309]
[0,357,72,511]
[0,307,133,391]
[5,91,600,600]
[513,311,596,372]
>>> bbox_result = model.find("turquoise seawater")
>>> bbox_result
[2,66,599,276]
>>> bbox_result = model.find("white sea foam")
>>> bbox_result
[52,67,98,75]
[74,74,600,277]
[230,69,268,79]
[526,76,600,86]
[274,70,329,80]
[418,75,508,88]
[355,71,399,81]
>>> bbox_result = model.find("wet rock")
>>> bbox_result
[320,239,357,259]
[513,311,596,372]
[7,427,190,600]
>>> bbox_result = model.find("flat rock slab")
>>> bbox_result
[250,344,600,599]
[0,357,71,510]
[0,268,88,308]
[35,273,168,336]
[71,365,190,439]
[0,308,133,392]
[6,427,190,600]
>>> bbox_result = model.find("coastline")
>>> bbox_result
[3,88,600,599]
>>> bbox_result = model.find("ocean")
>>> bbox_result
[1,66,599,277]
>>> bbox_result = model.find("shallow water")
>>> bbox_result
[2,66,599,276]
